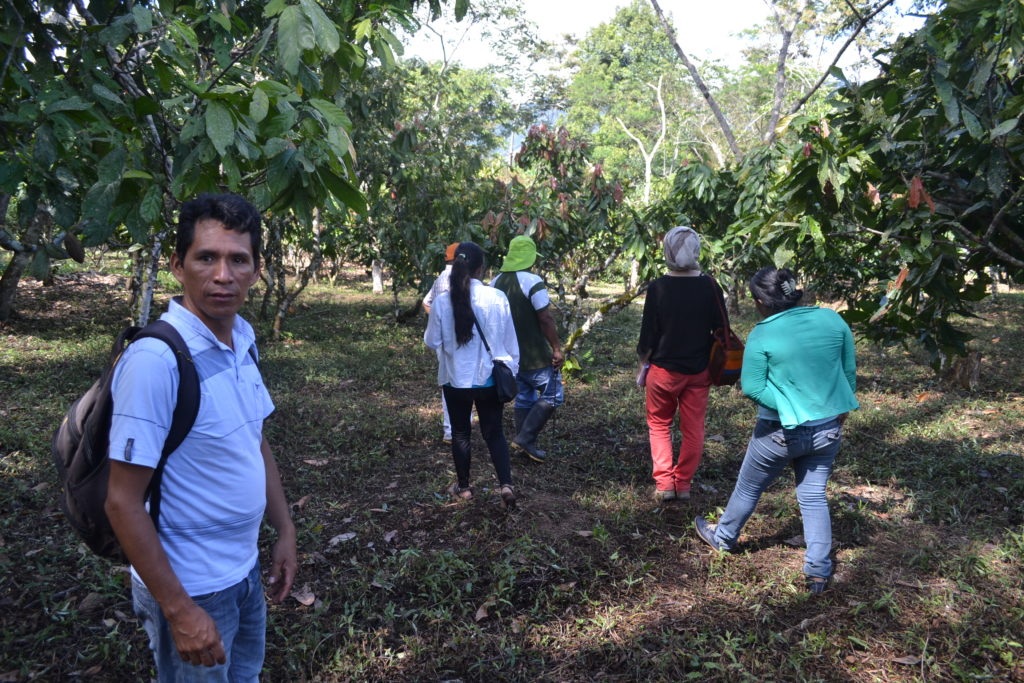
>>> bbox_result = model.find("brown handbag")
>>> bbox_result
[706,276,744,386]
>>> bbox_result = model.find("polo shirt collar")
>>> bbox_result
[165,296,256,358]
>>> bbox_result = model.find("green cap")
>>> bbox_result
[500,235,538,272]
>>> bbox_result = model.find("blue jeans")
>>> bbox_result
[132,562,266,682]
[514,366,564,410]
[713,418,842,578]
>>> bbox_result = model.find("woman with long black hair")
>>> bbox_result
[424,242,520,508]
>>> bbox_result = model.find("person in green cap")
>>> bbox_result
[490,235,564,463]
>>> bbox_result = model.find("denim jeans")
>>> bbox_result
[713,418,842,578]
[514,366,564,410]
[132,562,266,682]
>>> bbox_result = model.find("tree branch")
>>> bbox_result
[648,0,741,162]
[763,3,804,143]
[947,220,1024,270]
[786,0,898,117]
[982,183,1024,244]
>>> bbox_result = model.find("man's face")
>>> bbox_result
[171,218,259,333]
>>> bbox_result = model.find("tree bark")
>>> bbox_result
[0,213,45,322]
[371,259,385,294]
[648,0,742,162]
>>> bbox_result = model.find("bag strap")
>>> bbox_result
[472,315,495,360]
[705,274,733,339]
[129,320,201,528]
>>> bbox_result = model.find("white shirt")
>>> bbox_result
[424,280,520,387]
[109,298,274,595]
[422,264,452,311]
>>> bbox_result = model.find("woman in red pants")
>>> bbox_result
[636,226,725,501]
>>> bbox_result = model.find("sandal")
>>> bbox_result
[447,482,473,501]
[499,484,516,510]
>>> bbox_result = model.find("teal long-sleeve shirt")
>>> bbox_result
[741,306,859,428]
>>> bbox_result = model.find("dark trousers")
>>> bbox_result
[442,385,512,488]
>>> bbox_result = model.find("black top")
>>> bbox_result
[636,274,726,375]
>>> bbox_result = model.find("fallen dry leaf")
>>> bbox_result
[102,618,116,628]
[291,494,312,510]
[291,584,315,606]
[575,530,593,538]
[893,655,922,666]
[328,532,356,546]
[302,459,329,466]
[554,582,577,592]
[385,481,399,489]
[706,434,725,443]
[474,598,497,622]
[383,530,398,543]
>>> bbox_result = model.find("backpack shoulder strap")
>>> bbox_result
[131,320,201,525]
[704,274,732,334]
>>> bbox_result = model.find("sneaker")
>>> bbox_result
[653,488,676,502]
[675,489,691,501]
[694,516,727,551]
[805,576,831,595]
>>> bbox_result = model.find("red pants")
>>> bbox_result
[645,364,710,493]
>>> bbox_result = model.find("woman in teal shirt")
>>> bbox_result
[695,267,859,593]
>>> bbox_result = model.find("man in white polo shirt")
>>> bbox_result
[105,194,296,681]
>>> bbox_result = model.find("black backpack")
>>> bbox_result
[52,320,200,562]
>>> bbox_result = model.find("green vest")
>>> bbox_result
[492,271,551,372]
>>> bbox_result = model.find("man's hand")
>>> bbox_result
[551,348,565,370]
[168,601,226,667]
[266,534,297,604]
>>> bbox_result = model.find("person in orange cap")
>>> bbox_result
[424,242,461,441]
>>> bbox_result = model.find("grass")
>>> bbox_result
[1,267,1022,681]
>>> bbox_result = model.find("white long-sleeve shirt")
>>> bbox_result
[424,279,520,388]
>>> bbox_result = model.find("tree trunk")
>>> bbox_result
[0,213,45,322]
[134,232,165,326]
[271,212,323,340]
[563,282,650,357]
[371,259,384,294]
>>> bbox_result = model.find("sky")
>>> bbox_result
[405,0,774,69]
[402,0,923,74]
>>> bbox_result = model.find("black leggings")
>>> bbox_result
[441,385,512,488]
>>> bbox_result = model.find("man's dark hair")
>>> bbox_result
[176,193,262,267]
[748,266,804,313]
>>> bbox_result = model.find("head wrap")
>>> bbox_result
[663,226,701,272]
[444,242,460,262]
[499,235,538,272]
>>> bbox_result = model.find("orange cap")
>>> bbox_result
[444,242,460,261]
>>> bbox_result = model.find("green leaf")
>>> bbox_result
[255,79,293,97]
[454,0,469,21]
[133,96,160,117]
[132,5,153,32]
[990,118,1019,139]
[277,6,313,75]
[320,169,366,213]
[92,84,125,106]
[205,100,235,155]
[123,170,153,180]
[353,18,372,42]
[308,98,351,128]
[44,97,92,115]
[250,88,270,123]
[300,0,340,54]
[98,147,126,184]
[932,73,959,125]
[140,184,163,223]
[961,107,982,139]
[32,125,57,168]
[210,11,231,32]
[263,0,286,17]
[772,244,794,268]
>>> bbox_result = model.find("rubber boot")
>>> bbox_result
[512,400,554,463]
[514,407,529,439]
